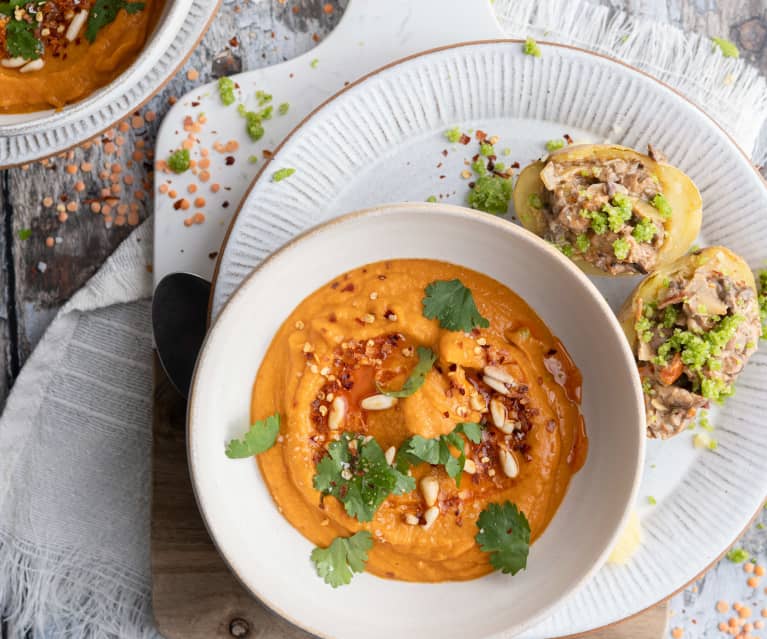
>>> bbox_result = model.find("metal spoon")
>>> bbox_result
[152,272,211,398]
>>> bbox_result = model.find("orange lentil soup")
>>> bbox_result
[252,259,587,582]
[0,0,163,113]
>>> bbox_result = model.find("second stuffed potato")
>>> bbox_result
[513,144,702,276]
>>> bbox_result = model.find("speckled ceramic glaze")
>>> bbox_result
[208,41,767,637]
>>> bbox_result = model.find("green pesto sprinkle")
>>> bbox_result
[259,105,273,120]
[662,277,671,288]
[757,270,767,337]
[502,148,511,156]
[248,155,259,164]
[579,169,591,177]
[642,378,653,395]
[523,37,541,58]
[712,37,739,58]
[545,138,565,152]
[604,192,633,232]
[758,523,765,530]
[426,196,437,203]
[647,496,657,505]
[690,244,701,252]
[471,158,488,176]
[272,168,296,182]
[558,242,574,258]
[632,217,658,243]
[445,127,462,143]
[278,102,290,115]
[726,548,750,563]
[17,229,32,241]
[310,58,319,68]
[612,237,630,261]
[697,304,708,314]
[467,175,512,215]
[585,209,608,235]
[167,148,191,173]
[217,77,236,106]
[708,438,718,450]
[480,143,495,157]
[527,193,543,209]
[244,112,265,141]
[575,234,590,253]
[494,162,506,172]
[651,193,672,218]
[255,90,272,106]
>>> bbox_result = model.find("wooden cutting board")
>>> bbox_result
[151,362,667,639]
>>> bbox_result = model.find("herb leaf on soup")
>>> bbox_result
[86,0,145,43]
[5,19,42,60]
[475,502,531,575]
[313,433,415,522]
[423,279,489,332]
[376,346,436,398]
[224,413,280,458]
[310,531,373,588]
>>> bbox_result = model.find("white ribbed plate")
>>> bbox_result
[0,0,219,167]
[211,41,767,637]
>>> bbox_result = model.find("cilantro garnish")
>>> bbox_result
[225,413,280,458]
[272,167,295,182]
[475,501,531,575]
[396,422,482,487]
[712,37,739,58]
[523,37,541,58]
[467,175,512,215]
[5,19,42,60]
[423,279,489,332]
[86,0,145,43]
[310,531,373,588]
[726,547,750,563]
[167,148,190,174]
[376,346,436,398]
[217,77,236,106]
[313,433,415,522]
[0,0,24,16]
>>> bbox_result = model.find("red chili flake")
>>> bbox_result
[222,201,230,208]
[263,149,273,159]
[312,33,320,42]
[459,134,471,145]
[564,133,573,144]
[229,36,239,47]
[225,156,235,165]
[191,101,200,107]
[439,175,446,179]
[511,161,520,169]
[208,251,219,259]
[341,283,355,292]
[441,149,448,157]
[476,130,487,141]
[331,281,340,289]
[328,313,337,322]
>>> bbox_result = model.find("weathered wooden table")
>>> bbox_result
[1,1,766,638]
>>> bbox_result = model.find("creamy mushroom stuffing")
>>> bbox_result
[635,257,761,438]
[535,148,671,274]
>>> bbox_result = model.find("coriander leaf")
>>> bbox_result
[401,435,442,465]
[310,530,373,588]
[376,346,436,398]
[712,37,739,58]
[167,148,190,173]
[0,0,24,16]
[5,19,41,60]
[457,422,482,444]
[86,0,145,43]
[313,433,415,522]
[224,413,280,458]
[475,501,531,575]
[423,279,489,332]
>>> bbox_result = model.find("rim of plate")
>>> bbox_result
[188,202,647,639]
[0,0,222,168]
[205,38,767,635]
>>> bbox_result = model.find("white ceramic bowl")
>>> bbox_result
[187,203,646,639]
[0,0,219,167]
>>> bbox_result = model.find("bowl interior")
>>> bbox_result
[188,203,645,639]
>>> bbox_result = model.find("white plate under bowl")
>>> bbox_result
[0,0,219,167]
[208,40,767,637]
[189,204,645,639]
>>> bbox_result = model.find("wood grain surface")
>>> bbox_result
[2,2,767,639]
[151,363,669,639]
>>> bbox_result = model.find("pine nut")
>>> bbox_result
[404,514,419,525]
[20,59,44,73]
[422,506,439,529]
[483,375,510,396]
[1,57,26,68]
[65,9,88,41]
[499,448,519,478]
[420,476,439,507]
[327,396,346,430]
[360,394,398,410]
[469,394,486,412]
[463,458,477,474]
[490,398,507,428]
[497,421,517,435]
[384,446,396,466]
[484,365,517,387]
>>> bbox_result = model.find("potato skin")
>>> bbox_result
[513,144,702,276]
[617,246,757,351]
